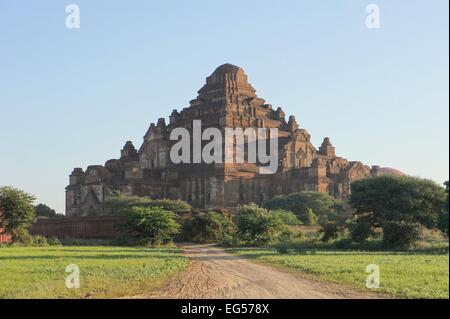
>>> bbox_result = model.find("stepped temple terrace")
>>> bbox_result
[66,64,403,216]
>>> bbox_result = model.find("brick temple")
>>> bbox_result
[66,64,402,216]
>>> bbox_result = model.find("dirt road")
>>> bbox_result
[141,244,383,299]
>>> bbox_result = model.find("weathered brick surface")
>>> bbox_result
[0,229,11,243]
[29,216,126,239]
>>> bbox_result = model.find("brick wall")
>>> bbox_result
[29,215,127,239]
[0,228,12,243]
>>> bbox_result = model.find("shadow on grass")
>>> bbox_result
[184,252,274,261]
[51,248,181,254]
[0,253,185,261]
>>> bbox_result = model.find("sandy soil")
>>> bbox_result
[136,244,385,299]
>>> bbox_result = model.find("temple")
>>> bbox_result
[66,64,402,216]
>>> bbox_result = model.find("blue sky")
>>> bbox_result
[0,0,448,214]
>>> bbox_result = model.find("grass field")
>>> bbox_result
[231,248,449,299]
[0,246,188,298]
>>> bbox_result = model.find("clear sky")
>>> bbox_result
[0,0,448,214]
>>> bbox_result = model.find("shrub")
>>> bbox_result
[278,229,297,242]
[437,181,449,237]
[349,220,374,243]
[32,235,49,247]
[235,204,284,246]
[47,237,62,246]
[320,222,341,242]
[103,194,191,215]
[220,233,240,247]
[270,209,300,226]
[264,191,345,225]
[382,221,421,249]
[332,237,353,249]
[437,209,449,237]
[147,199,191,213]
[13,229,34,245]
[110,236,137,246]
[59,237,112,246]
[122,206,181,245]
[182,211,235,243]
[276,241,290,254]
[305,208,318,226]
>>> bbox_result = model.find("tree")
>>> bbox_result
[103,194,191,215]
[235,204,284,246]
[382,221,421,249]
[270,209,301,226]
[321,222,340,242]
[264,191,344,225]
[350,175,447,248]
[35,203,62,218]
[349,220,374,243]
[437,181,449,236]
[0,186,36,240]
[122,206,181,245]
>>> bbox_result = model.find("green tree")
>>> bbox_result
[35,203,62,218]
[103,194,191,215]
[437,181,449,236]
[382,221,421,249]
[350,175,447,248]
[122,206,181,245]
[0,186,36,240]
[270,209,301,226]
[235,204,284,246]
[349,220,374,243]
[321,222,340,242]
[264,191,344,225]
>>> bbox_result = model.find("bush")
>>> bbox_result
[437,209,449,237]
[220,233,240,247]
[103,194,191,215]
[147,199,191,213]
[59,237,112,246]
[32,235,49,247]
[182,211,235,243]
[110,236,137,246]
[278,229,297,242]
[7,232,58,247]
[382,221,421,249]
[349,220,374,243]
[331,237,353,249]
[270,209,301,226]
[437,181,449,237]
[14,229,34,245]
[122,206,181,245]
[305,208,318,226]
[47,237,62,246]
[264,191,345,225]
[235,204,284,246]
[276,241,290,254]
[320,222,341,242]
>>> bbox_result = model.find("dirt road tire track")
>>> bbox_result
[139,244,385,299]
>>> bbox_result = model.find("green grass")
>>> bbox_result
[0,246,188,299]
[230,248,449,299]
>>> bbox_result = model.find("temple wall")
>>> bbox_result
[29,216,127,239]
